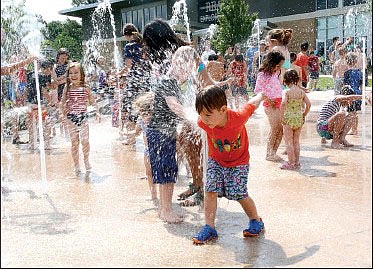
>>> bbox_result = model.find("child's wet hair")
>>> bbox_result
[132,91,154,115]
[283,69,300,85]
[267,28,293,46]
[341,85,355,95]
[259,51,285,74]
[40,59,54,69]
[195,86,227,114]
[345,52,358,66]
[122,23,142,43]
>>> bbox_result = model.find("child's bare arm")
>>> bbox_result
[248,92,264,109]
[303,93,311,117]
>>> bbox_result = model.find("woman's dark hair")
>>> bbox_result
[195,86,227,114]
[122,23,142,43]
[234,54,244,62]
[283,69,300,85]
[142,19,188,63]
[259,51,285,74]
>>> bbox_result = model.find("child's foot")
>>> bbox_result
[243,218,264,237]
[347,131,358,135]
[341,139,354,147]
[331,142,343,149]
[74,166,81,176]
[159,210,184,223]
[321,137,327,144]
[265,154,282,162]
[152,197,159,207]
[192,224,218,244]
[280,162,296,170]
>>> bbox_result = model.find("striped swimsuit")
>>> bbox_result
[67,86,89,126]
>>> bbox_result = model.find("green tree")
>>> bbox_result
[44,19,83,61]
[211,0,257,54]
[1,0,27,61]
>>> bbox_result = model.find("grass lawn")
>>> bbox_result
[317,76,372,90]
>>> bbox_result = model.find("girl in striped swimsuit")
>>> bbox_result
[61,62,99,175]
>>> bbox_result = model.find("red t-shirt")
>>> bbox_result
[197,103,256,167]
[294,52,309,82]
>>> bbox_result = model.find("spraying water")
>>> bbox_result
[251,19,261,67]
[169,0,191,43]
[1,1,47,194]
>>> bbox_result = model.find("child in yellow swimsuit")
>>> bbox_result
[279,69,311,170]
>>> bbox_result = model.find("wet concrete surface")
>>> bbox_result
[1,90,372,268]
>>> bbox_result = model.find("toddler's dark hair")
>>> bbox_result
[283,69,300,85]
[195,86,227,114]
[341,85,355,95]
[234,54,244,62]
[290,52,297,63]
[300,42,309,51]
[208,54,218,61]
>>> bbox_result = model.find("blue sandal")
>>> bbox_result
[192,224,218,244]
[243,218,264,237]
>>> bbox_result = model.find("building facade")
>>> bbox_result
[59,0,372,59]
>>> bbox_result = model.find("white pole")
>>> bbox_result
[34,60,47,194]
[360,37,366,148]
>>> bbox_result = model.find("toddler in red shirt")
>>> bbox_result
[192,86,265,244]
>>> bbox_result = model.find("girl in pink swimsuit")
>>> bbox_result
[254,51,285,161]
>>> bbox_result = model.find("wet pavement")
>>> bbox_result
[1,89,372,268]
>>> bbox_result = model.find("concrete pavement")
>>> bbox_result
[1,90,372,268]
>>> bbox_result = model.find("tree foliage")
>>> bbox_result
[211,0,257,54]
[72,0,98,7]
[44,19,84,61]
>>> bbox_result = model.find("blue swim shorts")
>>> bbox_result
[146,128,178,184]
[316,120,333,140]
[205,158,249,201]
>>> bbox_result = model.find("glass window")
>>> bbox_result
[327,0,338,8]
[137,10,143,31]
[156,5,162,18]
[132,10,138,26]
[317,0,327,10]
[126,11,132,24]
[144,8,150,25]
[327,16,339,27]
[150,7,156,20]
[327,28,339,39]
[317,18,327,29]
[161,4,167,19]
[317,29,326,40]
[343,0,356,6]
